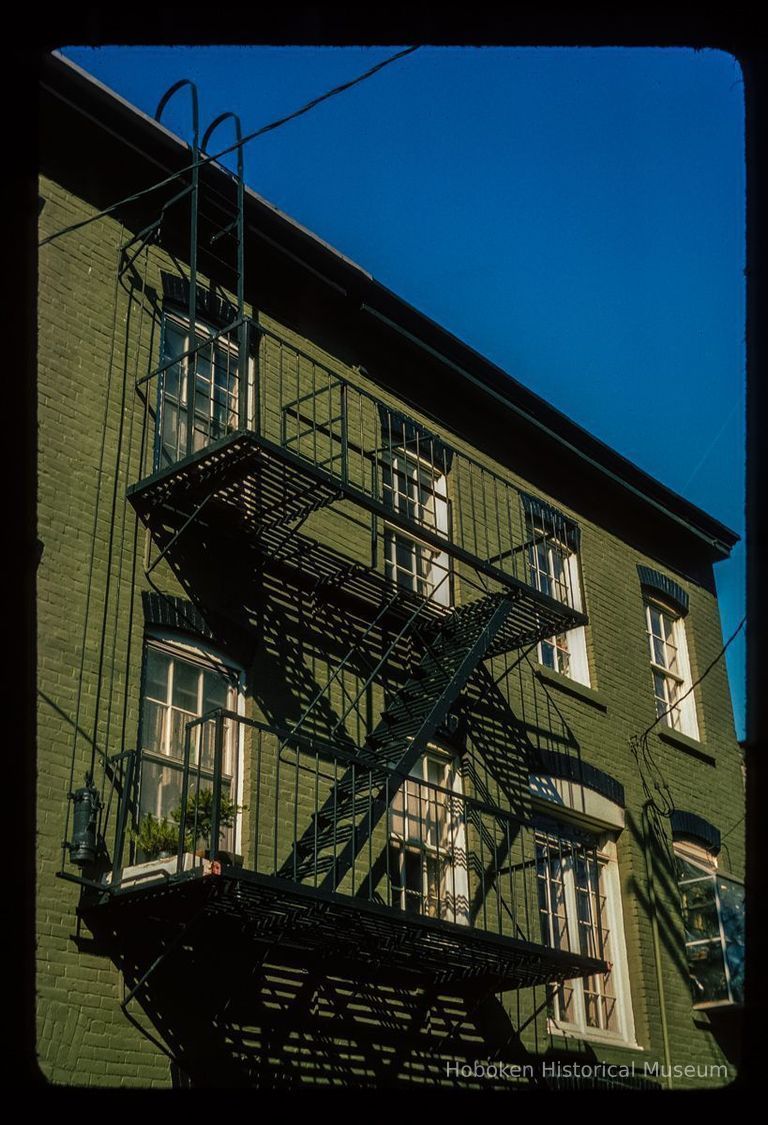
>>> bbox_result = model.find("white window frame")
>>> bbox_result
[537,827,636,1048]
[156,313,252,470]
[644,596,699,740]
[138,631,246,857]
[526,516,590,686]
[383,449,452,607]
[388,746,469,925]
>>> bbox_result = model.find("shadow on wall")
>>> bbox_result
[83,894,661,1090]
[623,807,742,1072]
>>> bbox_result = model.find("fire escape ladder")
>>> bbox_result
[280,590,520,891]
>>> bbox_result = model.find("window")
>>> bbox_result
[156,315,243,469]
[383,450,452,606]
[674,842,744,1008]
[388,749,469,925]
[138,637,243,855]
[524,505,589,685]
[537,824,635,1043]
[644,596,699,739]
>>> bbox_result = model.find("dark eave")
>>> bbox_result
[41,51,739,560]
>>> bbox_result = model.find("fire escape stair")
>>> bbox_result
[280,589,522,891]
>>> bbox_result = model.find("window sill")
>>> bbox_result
[534,665,608,712]
[548,1024,643,1053]
[657,726,714,763]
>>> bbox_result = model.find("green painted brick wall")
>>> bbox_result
[37,169,744,1090]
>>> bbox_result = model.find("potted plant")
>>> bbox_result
[131,812,181,861]
[170,788,241,857]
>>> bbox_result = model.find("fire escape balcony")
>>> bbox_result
[84,716,608,994]
[128,324,587,652]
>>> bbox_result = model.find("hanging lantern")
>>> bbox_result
[69,775,102,868]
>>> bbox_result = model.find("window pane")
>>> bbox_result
[172,659,199,712]
[403,849,422,913]
[688,940,729,1005]
[196,715,235,777]
[537,840,571,952]
[141,698,165,756]
[680,874,719,942]
[390,789,405,838]
[213,346,233,392]
[164,359,182,402]
[169,708,196,760]
[718,877,745,1004]
[653,671,669,716]
[204,670,229,711]
[583,989,600,1028]
[195,379,212,420]
[139,758,184,823]
[194,341,212,383]
[145,648,169,701]
[649,605,663,639]
[396,537,414,573]
[555,982,576,1023]
[161,402,181,462]
[662,612,676,645]
[603,993,619,1033]
[163,324,186,401]
[200,718,218,773]
[675,853,708,881]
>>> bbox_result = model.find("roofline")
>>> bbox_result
[42,51,740,559]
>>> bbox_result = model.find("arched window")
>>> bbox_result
[523,495,590,686]
[638,567,699,740]
[530,767,636,1046]
[156,313,245,470]
[382,449,452,606]
[644,595,699,739]
[388,746,468,924]
[137,632,245,859]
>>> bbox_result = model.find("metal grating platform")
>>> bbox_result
[85,866,606,993]
[128,432,586,654]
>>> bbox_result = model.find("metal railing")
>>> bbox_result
[138,322,582,610]
[112,710,605,958]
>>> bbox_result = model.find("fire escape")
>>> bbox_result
[67,84,607,1040]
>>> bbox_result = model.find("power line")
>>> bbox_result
[40,46,420,249]
[680,398,741,492]
[720,812,745,842]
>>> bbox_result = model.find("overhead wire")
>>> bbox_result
[40,46,420,249]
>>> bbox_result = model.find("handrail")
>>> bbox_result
[254,322,520,498]
[109,708,607,961]
[176,708,539,829]
[137,316,584,614]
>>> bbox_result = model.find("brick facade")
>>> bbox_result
[36,55,744,1089]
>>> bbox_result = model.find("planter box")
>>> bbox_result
[103,852,212,889]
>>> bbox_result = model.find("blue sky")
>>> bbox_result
[59,45,746,737]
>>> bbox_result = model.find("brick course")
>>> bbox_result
[37,88,744,1090]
